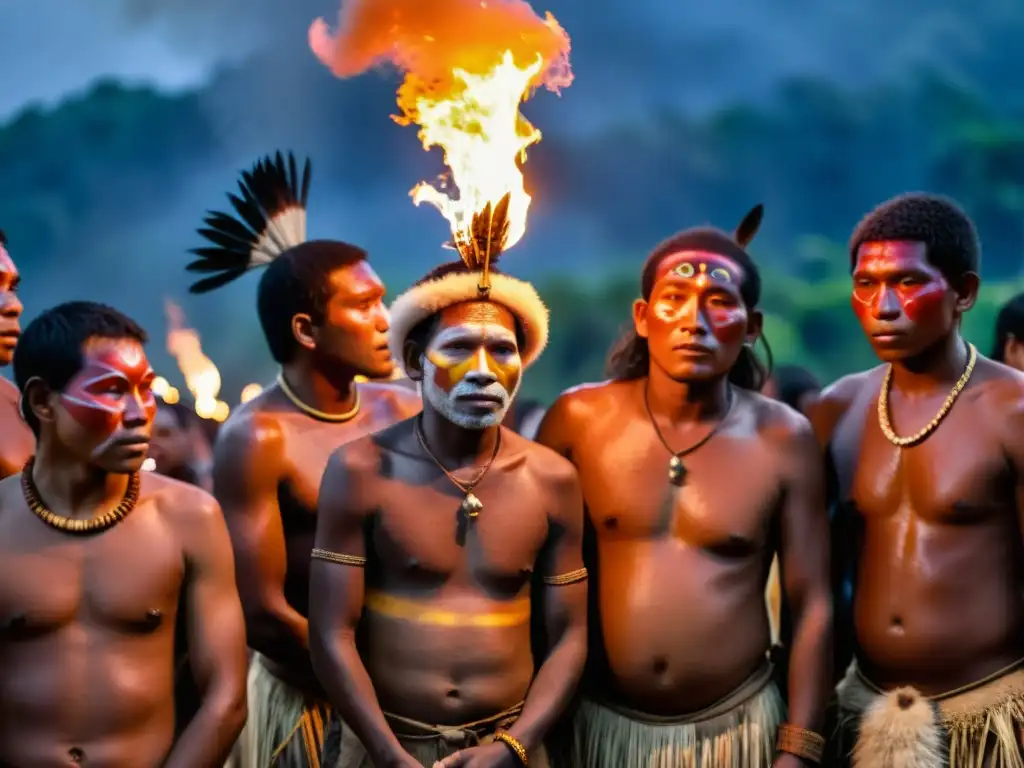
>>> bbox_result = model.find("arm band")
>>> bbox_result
[311,548,367,567]
[542,567,588,586]
[494,731,528,766]
[775,723,825,764]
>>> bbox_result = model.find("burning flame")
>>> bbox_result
[309,0,572,253]
[165,299,230,421]
[240,383,263,404]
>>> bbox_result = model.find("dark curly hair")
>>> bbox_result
[849,193,980,281]
[991,292,1024,362]
[605,210,773,391]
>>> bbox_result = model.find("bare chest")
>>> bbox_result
[575,422,780,551]
[838,399,1009,525]
[0,506,183,639]
[369,462,551,593]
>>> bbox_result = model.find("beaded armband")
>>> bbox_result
[311,548,367,567]
[542,567,588,586]
[494,731,528,766]
[775,723,825,764]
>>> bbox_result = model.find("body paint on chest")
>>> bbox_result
[62,345,157,435]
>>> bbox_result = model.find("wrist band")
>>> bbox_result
[776,723,825,764]
[494,731,528,766]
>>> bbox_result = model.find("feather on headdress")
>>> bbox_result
[389,191,549,372]
[186,151,311,294]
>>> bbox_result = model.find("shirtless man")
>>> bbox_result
[0,300,247,767]
[187,151,421,767]
[310,243,588,767]
[0,230,34,478]
[809,193,1024,766]
[537,206,832,768]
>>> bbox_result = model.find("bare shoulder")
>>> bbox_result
[549,379,634,420]
[0,376,18,405]
[214,400,286,462]
[360,381,422,419]
[804,367,883,444]
[969,357,1024,434]
[146,471,222,528]
[508,428,578,488]
[745,388,813,437]
[324,418,406,483]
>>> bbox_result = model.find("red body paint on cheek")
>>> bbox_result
[707,307,748,344]
[62,345,156,435]
[897,282,947,324]
[62,395,123,435]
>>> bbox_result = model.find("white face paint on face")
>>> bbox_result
[421,306,523,430]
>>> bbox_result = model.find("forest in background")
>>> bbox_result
[3,48,1024,403]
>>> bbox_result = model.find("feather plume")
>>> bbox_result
[734,203,764,247]
[186,151,311,294]
[450,192,512,294]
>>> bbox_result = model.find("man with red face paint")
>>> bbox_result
[536,205,832,768]
[0,301,247,767]
[309,215,587,768]
[0,230,34,478]
[187,152,421,768]
[808,193,1024,766]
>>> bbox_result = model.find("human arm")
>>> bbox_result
[308,448,416,768]
[0,386,33,479]
[803,376,862,684]
[163,491,248,768]
[773,417,833,768]
[534,392,577,459]
[212,416,308,667]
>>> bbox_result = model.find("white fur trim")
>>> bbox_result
[853,686,945,768]
[388,271,549,373]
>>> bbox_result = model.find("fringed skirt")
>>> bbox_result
[831,658,1024,768]
[567,659,785,768]
[231,653,333,768]
[324,702,548,768]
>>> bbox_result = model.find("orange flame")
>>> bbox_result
[310,0,572,253]
[165,300,230,421]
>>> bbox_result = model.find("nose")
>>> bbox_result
[122,393,151,426]
[0,290,22,318]
[375,303,391,333]
[678,295,709,336]
[463,349,498,385]
[872,286,901,320]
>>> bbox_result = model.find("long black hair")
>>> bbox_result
[605,204,773,391]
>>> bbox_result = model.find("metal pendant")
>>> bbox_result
[668,455,686,486]
[461,492,483,518]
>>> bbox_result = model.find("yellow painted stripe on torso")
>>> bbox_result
[365,591,531,627]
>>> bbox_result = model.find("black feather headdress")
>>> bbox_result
[449,191,512,297]
[186,151,311,294]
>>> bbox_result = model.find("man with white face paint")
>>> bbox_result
[309,223,588,768]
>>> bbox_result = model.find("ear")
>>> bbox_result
[291,313,317,351]
[403,339,426,382]
[632,298,651,339]
[953,272,980,313]
[23,377,56,428]
[745,309,764,346]
[734,204,764,247]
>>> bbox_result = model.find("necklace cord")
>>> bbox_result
[644,380,736,459]
[21,456,141,535]
[414,416,502,495]
[277,372,361,423]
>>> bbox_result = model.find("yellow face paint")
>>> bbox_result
[365,591,531,628]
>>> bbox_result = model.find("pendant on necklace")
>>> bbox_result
[461,492,483,518]
[668,455,686,486]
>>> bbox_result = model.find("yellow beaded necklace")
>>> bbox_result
[876,343,977,447]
